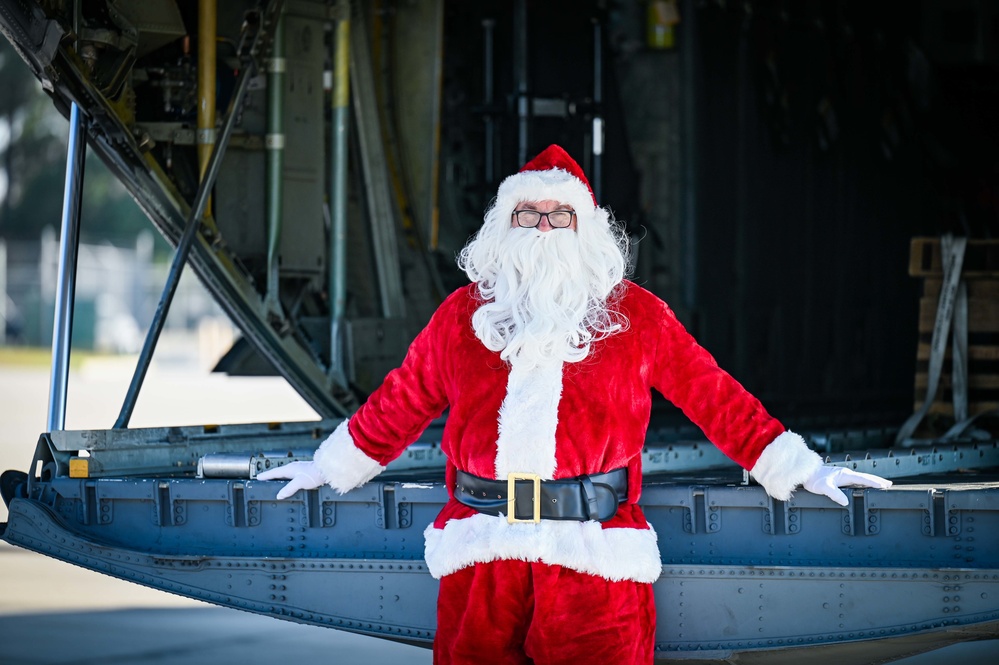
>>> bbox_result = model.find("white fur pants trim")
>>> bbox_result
[423,513,662,583]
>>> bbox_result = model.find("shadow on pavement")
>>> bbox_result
[0,606,433,665]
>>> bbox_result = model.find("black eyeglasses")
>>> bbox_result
[512,209,575,228]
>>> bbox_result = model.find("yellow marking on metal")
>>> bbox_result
[69,458,89,478]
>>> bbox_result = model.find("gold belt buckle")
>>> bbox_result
[507,472,541,524]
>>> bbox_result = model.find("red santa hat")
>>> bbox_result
[495,145,600,223]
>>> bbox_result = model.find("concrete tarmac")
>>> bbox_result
[0,352,996,664]
[0,542,433,665]
[0,352,431,664]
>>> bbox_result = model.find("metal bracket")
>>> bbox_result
[758,497,801,536]
[154,481,186,527]
[681,487,700,534]
[764,496,777,535]
[784,504,802,535]
[374,485,412,530]
[865,502,881,536]
[302,488,336,528]
[944,502,961,537]
[81,480,113,526]
[700,486,722,534]
[840,499,853,536]
[688,486,779,536]
[225,482,260,527]
[838,491,882,536]
[843,492,881,536]
[938,488,999,538]
[864,488,938,537]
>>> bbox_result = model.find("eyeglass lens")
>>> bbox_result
[513,210,574,228]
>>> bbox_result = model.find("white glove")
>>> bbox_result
[802,466,892,506]
[257,461,327,500]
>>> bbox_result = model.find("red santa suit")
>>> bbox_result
[309,146,823,664]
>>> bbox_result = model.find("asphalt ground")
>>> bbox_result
[0,349,995,664]
[0,350,432,664]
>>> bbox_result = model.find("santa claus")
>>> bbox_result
[259,145,892,664]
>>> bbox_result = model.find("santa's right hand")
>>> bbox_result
[257,461,326,500]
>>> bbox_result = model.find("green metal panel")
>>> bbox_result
[279,10,326,276]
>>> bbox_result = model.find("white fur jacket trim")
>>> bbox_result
[494,361,562,479]
[749,430,822,501]
[313,420,386,494]
[423,513,662,583]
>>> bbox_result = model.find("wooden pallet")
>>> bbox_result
[910,238,999,418]
[909,236,999,277]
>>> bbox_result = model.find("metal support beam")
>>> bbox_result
[264,8,286,318]
[197,0,218,216]
[328,1,350,385]
[591,19,603,204]
[349,3,405,319]
[513,0,528,167]
[482,18,496,184]
[732,11,751,381]
[46,103,87,433]
[679,0,699,311]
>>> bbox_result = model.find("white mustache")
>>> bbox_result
[471,228,622,370]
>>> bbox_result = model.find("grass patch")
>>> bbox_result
[0,346,104,369]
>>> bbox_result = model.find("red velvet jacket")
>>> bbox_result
[312,281,820,583]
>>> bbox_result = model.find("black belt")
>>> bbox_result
[455,468,628,523]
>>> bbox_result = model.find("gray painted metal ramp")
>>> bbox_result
[4,435,999,663]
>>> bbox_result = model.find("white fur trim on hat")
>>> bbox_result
[749,430,823,501]
[494,361,562,479]
[496,168,598,226]
[312,419,386,494]
[423,514,662,583]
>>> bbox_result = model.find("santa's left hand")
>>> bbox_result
[802,466,892,506]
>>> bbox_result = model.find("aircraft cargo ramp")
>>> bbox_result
[3,421,999,663]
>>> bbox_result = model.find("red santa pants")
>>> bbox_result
[433,559,656,665]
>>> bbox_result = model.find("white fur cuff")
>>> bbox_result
[312,420,386,494]
[423,514,663,584]
[749,430,823,501]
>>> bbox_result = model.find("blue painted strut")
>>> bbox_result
[46,103,87,433]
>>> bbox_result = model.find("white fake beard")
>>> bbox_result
[468,228,622,370]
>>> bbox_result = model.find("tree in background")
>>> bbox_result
[0,38,56,237]
[0,39,163,248]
